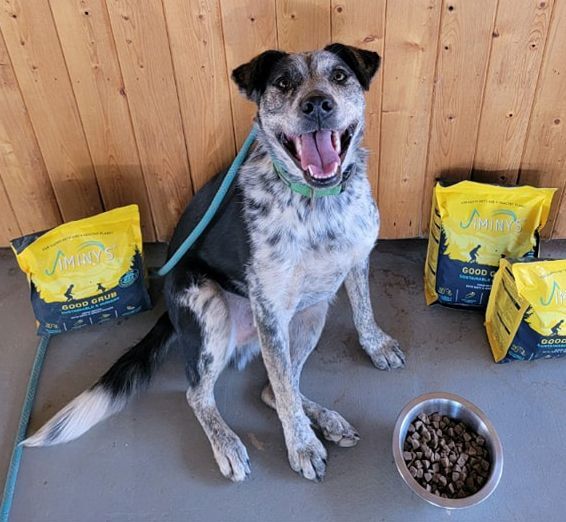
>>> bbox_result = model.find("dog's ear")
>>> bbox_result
[324,43,380,90]
[232,50,289,103]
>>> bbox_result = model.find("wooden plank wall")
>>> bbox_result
[0,0,565,245]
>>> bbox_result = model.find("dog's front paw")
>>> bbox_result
[365,335,406,370]
[287,433,327,482]
[211,431,251,482]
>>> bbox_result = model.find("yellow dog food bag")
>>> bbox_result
[486,258,566,362]
[11,205,151,336]
[425,181,555,308]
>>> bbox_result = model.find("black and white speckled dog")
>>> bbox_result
[23,44,406,482]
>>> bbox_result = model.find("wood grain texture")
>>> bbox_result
[421,0,497,234]
[378,0,442,238]
[0,177,20,244]
[519,0,566,238]
[163,0,236,191]
[552,191,566,238]
[473,0,554,183]
[50,0,156,240]
[1,1,566,244]
[0,30,61,235]
[0,0,103,220]
[276,0,331,52]
[331,0,386,201]
[106,0,192,240]
[220,0,277,147]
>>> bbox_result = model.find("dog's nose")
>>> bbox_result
[301,94,335,119]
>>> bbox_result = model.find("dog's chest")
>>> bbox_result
[248,185,378,310]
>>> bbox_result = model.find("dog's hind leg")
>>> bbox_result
[167,276,250,482]
[261,301,360,448]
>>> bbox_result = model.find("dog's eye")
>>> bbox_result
[274,76,291,91]
[332,69,348,84]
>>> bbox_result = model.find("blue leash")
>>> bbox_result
[156,127,257,277]
[1,335,50,522]
[0,129,256,521]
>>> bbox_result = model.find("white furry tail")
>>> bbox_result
[21,387,124,447]
[22,313,173,447]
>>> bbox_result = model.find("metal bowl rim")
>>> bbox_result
[392,391,504,509]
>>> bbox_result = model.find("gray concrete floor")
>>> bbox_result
[1,240,566,522]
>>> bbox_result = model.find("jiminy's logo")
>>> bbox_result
[540,281,566,306]
[460,208,522,233]
[45,241,115,276]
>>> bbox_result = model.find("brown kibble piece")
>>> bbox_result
[403,451,413,461]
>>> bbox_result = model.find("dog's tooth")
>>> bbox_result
[332,131,341,155]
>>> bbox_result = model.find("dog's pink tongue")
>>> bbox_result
[300,131,340,178]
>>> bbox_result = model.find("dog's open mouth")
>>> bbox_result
[280,124,356,187]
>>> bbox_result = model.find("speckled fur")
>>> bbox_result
[23,46,405,483]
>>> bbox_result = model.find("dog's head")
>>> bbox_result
[232,44,380,189]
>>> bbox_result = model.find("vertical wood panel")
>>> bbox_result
[220,0,277,147]
[276,0,331,52]
[0,0,103,220]
[552,193,566,238]
[0,30,61,234]
[378,0,442,238]
[0,177,21,244]
[106,0,192,240]
[421,0,498,234]
[163,0,236,191]
[519,0,566,238]
[50,0,156,241]
[331,0,386,201]
[473,0,554,183]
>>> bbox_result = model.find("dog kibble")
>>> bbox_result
[402,412,491,499]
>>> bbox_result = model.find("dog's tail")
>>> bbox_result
[22,313,174,447]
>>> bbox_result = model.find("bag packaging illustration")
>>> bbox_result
[11,205,151,336]
[424,181,555,309]
[486,258,566,362]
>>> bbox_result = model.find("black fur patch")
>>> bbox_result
[324,43,380,90]
[232,50,289,103]
[97,313,173,399]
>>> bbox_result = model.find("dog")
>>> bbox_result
[23,43,406,482]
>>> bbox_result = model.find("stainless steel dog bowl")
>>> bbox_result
[392,392,503,509]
